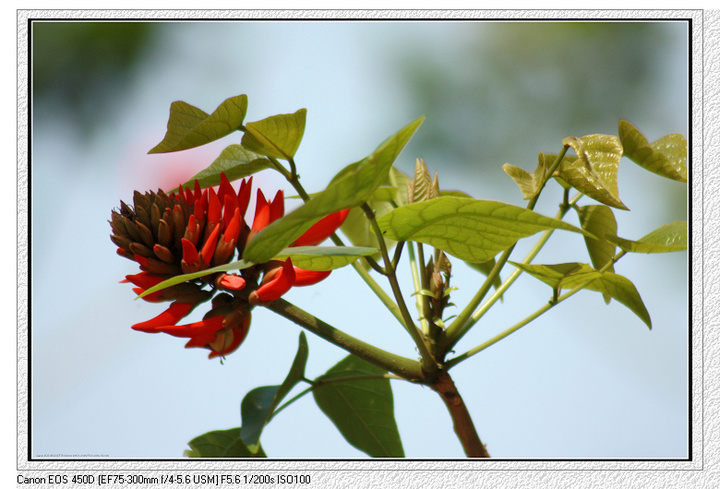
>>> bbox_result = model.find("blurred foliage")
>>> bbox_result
[32,21,156,135]
[396,22,685,186]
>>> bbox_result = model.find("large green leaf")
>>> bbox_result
[576,205,618,304]
[185,428,266,458]
[149,95,248,153]
[171,145,272,192]
[240,333,309,452]
[274,246,378,271]
[377,196,591,263]
[241,109,307,160]
[510,262,652,329]
[618,120,687,182]
[608,220,687,253]
[313,354,404,457]
[243,118,424,264]
[556,135,627,210]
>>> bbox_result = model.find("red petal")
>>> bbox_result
[199,223,221,265]
[181,238,200,265]
[252,189,270,232]
[293,209,350,247]
[223,208,241,244]
[218,173,237,204]
[251,259,295,303]
[292,268,331,286]
[218,273,246,290]
[193,179,203,202]
[208,319,251,358]
[131,302,194,332]
[269,190,284,224]
[222,194,238,227]
[124,271,164,290]
[207,186,222,224]
[158,315,225,344]
[237,177,253,218]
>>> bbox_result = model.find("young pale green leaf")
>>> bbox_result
[273,246,378,271]
[149,95,248,154]
[618,120,687,182]
[557,135,627,210]
[240,333,309,451]
[502,153,547,200]
[408,158,439,204]
[185,428,266,458]
[608,220,687,253]
[377,196,592,263]
[135,260,253,300]
[511,262,652,329]
[170,145,272,192]
[577,205,617,304]
[241,109,307,160]
[243,118,424,264]
[313,354,404,458]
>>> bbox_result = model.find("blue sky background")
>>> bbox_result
[28,20,689,459]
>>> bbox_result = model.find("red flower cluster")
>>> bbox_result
[110,174,348,358]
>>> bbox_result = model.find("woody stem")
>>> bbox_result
[430,370,490,458]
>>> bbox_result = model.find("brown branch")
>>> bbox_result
[430,370,490,458]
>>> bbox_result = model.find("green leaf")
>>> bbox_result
[510,262,652,329]
[274,246,379,271]
[243,118,424,264]
[377,196,591,263]
[171,145,272,192]
[556,134,628,210]
[608,220,687,253]
[502,153,547,200]
[241,109,307,160]
[240,333,309,451]
[576,205,618,303]
[135,260,253,300]
[618,120,687,182]
[313,354,404,457]
[185,428,266,458]
[149,95,248,153]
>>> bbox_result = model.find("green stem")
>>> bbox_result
[443,149,573,352]
[462,192,584,334]
[361,203,437,375]
[263,298,425,381]
[407,242,430,335]
[446,250,626,369]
